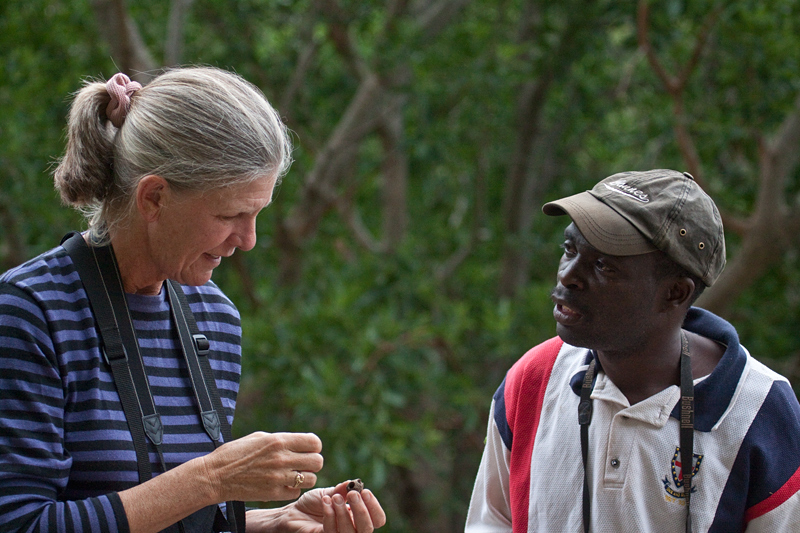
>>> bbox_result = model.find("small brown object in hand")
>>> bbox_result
[346,479,364,493]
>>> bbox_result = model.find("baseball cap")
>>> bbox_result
[542,169,726,286]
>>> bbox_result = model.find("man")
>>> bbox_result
[465,170,800,532]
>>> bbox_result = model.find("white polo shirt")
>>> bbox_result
[466,308,800,532]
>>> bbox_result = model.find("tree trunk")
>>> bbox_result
[165,0,194,66]
[379,103,409,254]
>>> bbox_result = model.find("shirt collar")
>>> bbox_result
[569,307,746,432]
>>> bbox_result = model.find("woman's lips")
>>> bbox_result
[204,253,222,266]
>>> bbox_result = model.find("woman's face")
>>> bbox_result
[147,175,277,290]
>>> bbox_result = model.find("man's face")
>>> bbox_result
[550,223,666,353]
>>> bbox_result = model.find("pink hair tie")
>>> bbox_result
[105,73,142,128]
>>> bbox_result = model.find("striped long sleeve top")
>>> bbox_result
[0,245,242,532]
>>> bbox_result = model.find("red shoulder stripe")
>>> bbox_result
[744,463,800,523]
[505,336,563,533]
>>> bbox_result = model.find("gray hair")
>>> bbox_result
[53,67,292,243]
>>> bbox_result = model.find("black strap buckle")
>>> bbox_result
[193,334,210,356]
[101,344,128,366]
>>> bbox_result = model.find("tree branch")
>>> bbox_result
[764,92,800,181]
[637,0,753,236]
[89,0,158,82]
[498,7,588,297]
[695,81,800,314]
[412,0,471,38]
[677,4,724,89]
[315,0,370,79]
[278,74,387,279]
[436,154,488,282]
[280,36,319,121]
[336,191,384,254]
[637,1,678,94]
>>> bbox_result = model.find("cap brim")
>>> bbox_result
[543,192,658,256]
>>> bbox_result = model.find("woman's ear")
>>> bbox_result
[136,175,169,222]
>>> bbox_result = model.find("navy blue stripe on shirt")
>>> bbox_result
[493,378,512,450]
[710,379,800,532]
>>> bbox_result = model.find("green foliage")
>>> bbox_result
[3,0,800,531]
[0,0,105,253]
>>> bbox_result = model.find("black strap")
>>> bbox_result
[578,358,596,533]
[166,281,222,442]
[62,233,157,484]
[679,331,694,533]
[167,281,246,532]
[579,334,694,533]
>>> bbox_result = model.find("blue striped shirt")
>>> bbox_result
[0,245,242,532]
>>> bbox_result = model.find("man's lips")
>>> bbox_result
[551,295,585,326]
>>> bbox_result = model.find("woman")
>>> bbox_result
[0,67,385,532]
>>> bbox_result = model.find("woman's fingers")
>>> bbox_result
[361,490,387,528]
[283,432,324,453]
[332,493,357,533]
[322,494,337,532]
[209,431,324,502]
[347,491,374,533]
[285,470,318,489]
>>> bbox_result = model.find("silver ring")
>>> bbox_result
[292,471,305,489]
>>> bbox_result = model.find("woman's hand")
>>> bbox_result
[202,431,324,503]
[246,481,387,533]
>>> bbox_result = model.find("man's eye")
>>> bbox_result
[560,242,575,255]
[595,260,612,272]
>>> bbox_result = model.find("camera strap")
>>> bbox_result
[166,279,246,532]
[578,332,694,533]
[62,232,164,481]
[62,232,245,532]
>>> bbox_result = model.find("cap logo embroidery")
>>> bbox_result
[605,180,650,203]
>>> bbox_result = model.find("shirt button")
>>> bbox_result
[610,458,620,468]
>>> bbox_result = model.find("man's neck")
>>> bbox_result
[596,329,724,406]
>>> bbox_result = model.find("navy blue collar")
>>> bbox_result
[569,307,746,432]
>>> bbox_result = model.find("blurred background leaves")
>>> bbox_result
[2,0,800,530]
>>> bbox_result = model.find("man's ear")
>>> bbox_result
[136,175,170,222]
[663,276,695,311]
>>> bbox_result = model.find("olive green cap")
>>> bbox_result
[542,169,726,286]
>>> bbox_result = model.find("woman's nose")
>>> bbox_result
[232,216,258,251]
